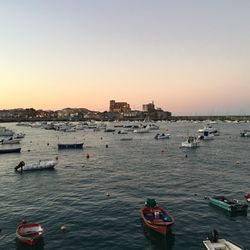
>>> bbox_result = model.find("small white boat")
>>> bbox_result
[133,127,150,133]
[198,131,214,140]
[1,137,21,144]
[13,133,26,139]
[240,130,250,137]
[154,133,170,139]
[203,230,245,250]
[181,136,200,148]
[15,159,58,172]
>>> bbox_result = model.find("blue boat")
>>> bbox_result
[58,143,83,149]
[0,147,21,154]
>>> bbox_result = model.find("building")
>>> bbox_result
[142,102,155,112]
[109,100,131,113]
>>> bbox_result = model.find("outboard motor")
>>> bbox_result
[209,229,219,243]
[15,161,25,171]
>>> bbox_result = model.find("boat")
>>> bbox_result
[120,137,133,141]
[15,159,58,172]
[140,199,174,236]
[244,193,250,202]
[154,133,170,139]
[16,223,44,246]
[240,130,250,137]
[181,136,200,148]
[198,131,214,140]
[209,196,248,214]
[58,143,83,149]
[1,137,21,144]
[104,128,116,132]
[0,127,14,136]
[198,125,219,135]
[13,133,26,139]
[0,147,21,154]
[203,230,245,250]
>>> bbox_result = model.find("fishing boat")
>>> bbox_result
[15,159,58,172]
[203,230,245,250]
[244,193,250,202]
[209,196,248,214]
[0,147,21,154]
[1,137,21,144]
[240,130,250,137]
[140,199,174,236]
[154,133,170,139]
[181,136,200,148]
[58,143,83,149]
[16,223,44,246]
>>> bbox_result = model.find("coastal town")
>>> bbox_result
[0,100,249,123]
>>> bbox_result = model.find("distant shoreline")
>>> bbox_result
[0,115,250,123]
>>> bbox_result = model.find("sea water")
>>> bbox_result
[0,121,249,250]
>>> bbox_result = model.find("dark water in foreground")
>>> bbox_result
[0,121,249,250]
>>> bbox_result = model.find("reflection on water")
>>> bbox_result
[142,221,175,250]
[16,238,44,250]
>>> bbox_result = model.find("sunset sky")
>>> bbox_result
[0,1,250,115]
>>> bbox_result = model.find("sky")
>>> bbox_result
[0,0,250,115]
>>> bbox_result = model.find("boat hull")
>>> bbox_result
[16,224,44,246]
[58,143,83,149]
[203,239,245,250]
[140,206,174,236]
[209,196,248,214]
[0,148,21,154]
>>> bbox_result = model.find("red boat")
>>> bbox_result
[140,199,174,235]
[244,193,250,202]
[16,223,44,246]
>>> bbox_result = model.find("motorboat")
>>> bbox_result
[240,130,250,137]
[58,143,83,149]
[140,199,174,236]
[16,223,44,246]
[181,136,200,148]
[0,147,21,154]
[0,127,14,136]
[154,133,170,139]
[198,131,214,140]
[13,133,26,139]
[198,125,219,136]
[1,137,21,144]
[203,230,245,250]
[15,159,58,172]
[209,196,248,214]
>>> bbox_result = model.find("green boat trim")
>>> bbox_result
[209,196,248,213]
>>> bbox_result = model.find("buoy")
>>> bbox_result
[86,153,90,159]
[60,224,66,231]
[106,192,110,197]
[55,156,59,160]
[106,144,109,148]
[21,218,27,225]
[28,149,31,152]
[101,137,103,140]
[236,161,240,164]
[47,143,49,146]
[185,154,188,158]
[161,150,164,153]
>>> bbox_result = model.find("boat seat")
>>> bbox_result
[206,241,227,250]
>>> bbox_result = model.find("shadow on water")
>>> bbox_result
[16,238,44,250]
[142,224,175,250]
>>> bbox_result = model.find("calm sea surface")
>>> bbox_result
[0,121,249,250]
